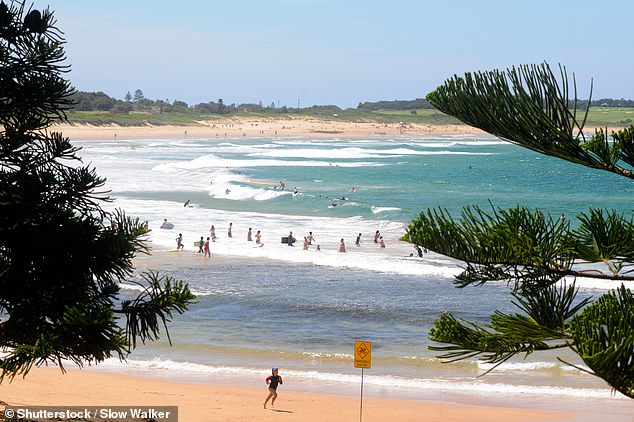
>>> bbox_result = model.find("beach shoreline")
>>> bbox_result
[13,124,630,421]
[1,367,582,422]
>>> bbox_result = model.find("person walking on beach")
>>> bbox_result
[228,222,233,238]
[247,227,253,241]
[198,236,204,253]
[264,367,283,409]
[339,238,346,253]
[175,233,184,251]
[203,237,211,258]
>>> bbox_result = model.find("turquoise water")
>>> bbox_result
[75,134,633,415]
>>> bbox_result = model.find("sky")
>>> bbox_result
[31,0,634,108]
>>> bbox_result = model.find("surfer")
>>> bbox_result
[160,219,173,229]
[184,199,190,207]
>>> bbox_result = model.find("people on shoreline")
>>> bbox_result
[175,233,184,251]
[307,231,315,245]
[203,237,211,258]
[374,230,380,244]
[247,227,253,241]
[198,236,204,253]
[255,230,262,245]
[228,222,233,238]
[339,238,346,253]
[287,231,295,246]
[355,233,362,247]
[379,236,385,248]
[303,236,309,250]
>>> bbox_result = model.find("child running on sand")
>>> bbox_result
[264,367,283,409]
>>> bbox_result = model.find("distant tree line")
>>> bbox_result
[570,98,634,109]
[69,91,316,115]
[69,91,634,115]
[356,98,433,111]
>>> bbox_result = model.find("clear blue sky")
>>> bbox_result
[35,0,634,108]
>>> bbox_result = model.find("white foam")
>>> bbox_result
[371,206,402,214]
[92,357,627,400]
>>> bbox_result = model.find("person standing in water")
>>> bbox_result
[175,233,184,251]
[203,237,211,258]
[228,222,233,238]
[264,367,283,409]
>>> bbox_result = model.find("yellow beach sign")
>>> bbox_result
[354,341,372,369]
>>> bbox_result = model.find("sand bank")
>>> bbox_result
[0,367,578,422]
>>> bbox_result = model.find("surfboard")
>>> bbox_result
[160,223,174,229]
[168,249,180,252]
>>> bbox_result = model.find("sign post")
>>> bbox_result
[354,341,372,422]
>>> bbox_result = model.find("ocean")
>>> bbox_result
[74,134,633,418]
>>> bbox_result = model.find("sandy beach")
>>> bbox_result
[52,117,481,140]
[1,367,576,422]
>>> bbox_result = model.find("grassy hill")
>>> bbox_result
[66,107,634,129]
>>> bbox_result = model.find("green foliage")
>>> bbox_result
[357,98,432,111]
[426,63,634,178]
[568,285,634,398]
[406,205,574,292]
[0,0,195,381]
[415,62,634,398]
